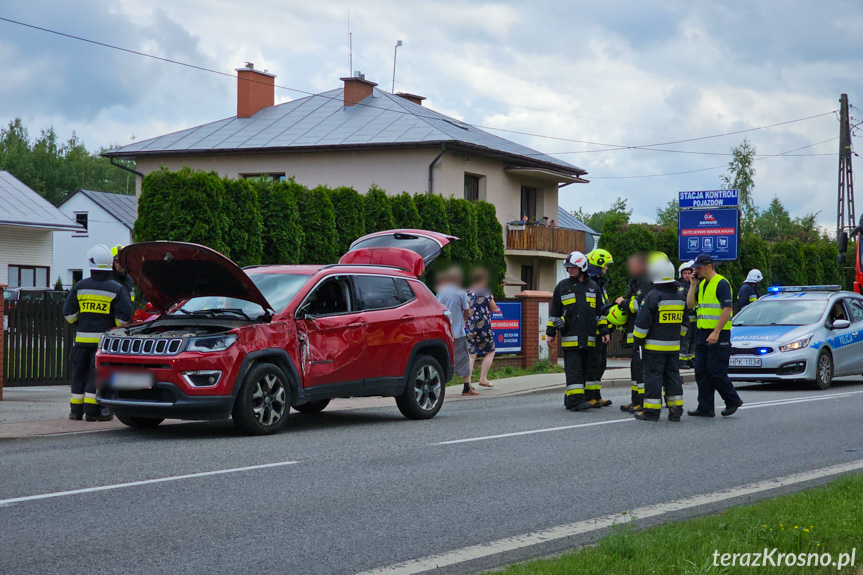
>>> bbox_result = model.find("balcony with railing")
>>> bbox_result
[505,224,586,256]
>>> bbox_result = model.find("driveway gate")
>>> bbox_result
[3,300,74,386]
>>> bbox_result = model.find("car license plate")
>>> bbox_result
[730,357,762,368]
[110,371,155,390]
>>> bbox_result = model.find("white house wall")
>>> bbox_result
[0,224,54,287]
[53,195,132,288]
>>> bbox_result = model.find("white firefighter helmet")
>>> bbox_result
[745,269,764,284]
[678,260,694,279]
[563,251,589,272]
[648,256,676,284]
[87,244,113,270]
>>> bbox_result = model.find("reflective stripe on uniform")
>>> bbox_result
[629,299,639,313]
[633,326,648,339]
[78,289,117,300]
[587,336,596,348]
[565,383,584,396]
[666,395,684,406]
[658,301,685,310]
[64,313,79,324]
[626,332,634,344]
[637,382,645,391]
[585,381,601,390]
[70,394,84,405]
[561,293,576,305]
[561,335,580,348]
[75,331,103,344]
[84,393,98,405]
[585,295,596,308]
[643,399,662,409]
[630,380,638,392]
[749,296,757,302]
[644,339,680,351]
[680,326,688,337]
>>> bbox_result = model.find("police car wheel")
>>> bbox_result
[116,415,164,429]
[810,349,833,390]
[396,355,445,420]
[293,399,330,414]
[233,363,292,435]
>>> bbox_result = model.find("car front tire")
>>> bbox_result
[233,363,292,435]
[116,415,164,429]
[810,348,833,390]
[293,399,330,414]
[396,355,446,420]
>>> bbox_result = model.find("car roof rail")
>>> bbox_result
[320,263,408,272]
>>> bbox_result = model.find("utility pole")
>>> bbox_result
[837,93,856,237]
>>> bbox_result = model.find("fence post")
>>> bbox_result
[0,283,5,400]
[515,290,558,369]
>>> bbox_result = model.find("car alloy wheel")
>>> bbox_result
[414,364,442,412]
[253,374,287,426]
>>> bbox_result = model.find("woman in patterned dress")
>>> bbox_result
[465,267,499,387]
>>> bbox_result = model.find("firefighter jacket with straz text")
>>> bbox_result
[63,270,133,346]
[547,276,608,349]
[632,283,690,354]
[620,275,652,345]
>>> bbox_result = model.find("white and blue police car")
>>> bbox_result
[729,286,863,389]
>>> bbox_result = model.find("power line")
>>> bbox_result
[0,16,839,159]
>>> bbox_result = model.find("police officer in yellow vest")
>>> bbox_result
[685,254,743,417]
[63,245,133,421]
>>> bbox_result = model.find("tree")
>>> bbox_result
[445,197,481,264]
[327,186,365,254]
[413,193,450,234]
[389,192,423,229]
[222,178,263,267]
[720,138,757,231]
[573,197,632,234]
[474,201,507,294]
[296,185,339,264]
[655,199,680,229]
[257,179,305,265]
[754,197,821,243]
[134,167,229,254]
[364,185,395,233]
[599,220,657,298]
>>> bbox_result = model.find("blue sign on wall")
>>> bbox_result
[679,189,739,209]
[491,301,522,354]
[678,208,739,261]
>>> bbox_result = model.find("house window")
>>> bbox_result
[75,212,88,235]
[71,269,83,285]
[241,173,286,182]
[464,174,481,202]
[520,265,535,291]
[8,265,50,288]
[520,186,537,220]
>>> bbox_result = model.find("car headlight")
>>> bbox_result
[779,335,812,352]
[187,334,238,353]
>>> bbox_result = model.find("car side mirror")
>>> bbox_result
[832,319,851,330]
[296,302,312,320]
[838,231,848,254]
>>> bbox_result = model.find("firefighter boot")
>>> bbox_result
[668,407,684,422]
[85,407,114,422]
[635,409,660,421]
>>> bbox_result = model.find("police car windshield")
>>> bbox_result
[172,273,310,318]
[732,299,827,326]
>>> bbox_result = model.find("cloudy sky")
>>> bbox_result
[1,1,860,228]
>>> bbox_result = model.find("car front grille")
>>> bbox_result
[731,346,774,356]
[101,336,184,356]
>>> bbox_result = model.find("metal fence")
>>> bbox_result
[3,300,74,386]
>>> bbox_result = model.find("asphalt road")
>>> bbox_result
[2,377,863,575]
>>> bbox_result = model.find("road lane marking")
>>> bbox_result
[356,459,863,575]
[0,461,298,507]
[740,389,863,409]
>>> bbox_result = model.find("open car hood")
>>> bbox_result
[119,242,272,314]
[342,229,459,275]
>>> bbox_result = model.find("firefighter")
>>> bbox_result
[64,244,133,421]
[547,251,609,411]
[616,251,652,414]
[111,244,136,305]
[677,260,697,369]
[586,248,614,407]
[737,269,763,312]
[632,256,688,422]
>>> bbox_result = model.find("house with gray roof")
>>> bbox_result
[53,190,137,287]
[0,170,81,288]
[105,65,591,293]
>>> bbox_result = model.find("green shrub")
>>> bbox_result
[445,197,481,264]
[364,185,395,234]
[222,178,263,267]
[296,185,339,264]
[599,221,657,298]
[413,193,450,234]
[134,166,229,255]
[327,186,365,254]
[474,201,506,294]
[770,240,808,287]
[390,192,423,229]
[257,178,305,265]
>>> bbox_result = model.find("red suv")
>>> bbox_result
[96,230,456,435]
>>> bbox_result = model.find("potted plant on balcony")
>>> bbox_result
[508,216,528,231]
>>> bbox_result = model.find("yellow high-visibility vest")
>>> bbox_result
[697,274,732,330]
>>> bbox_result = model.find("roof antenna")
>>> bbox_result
[348,11,352,77]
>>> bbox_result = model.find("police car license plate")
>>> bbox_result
[110,371,154,390]
[729,357,762,368]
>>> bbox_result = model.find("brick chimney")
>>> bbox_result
[341,73,377,106]
[236,63,275,118]
[396,92,426,106]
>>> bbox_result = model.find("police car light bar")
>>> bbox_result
[767,285,842,293]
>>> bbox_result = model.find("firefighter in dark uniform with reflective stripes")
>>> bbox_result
[632,256,688,422]
[112,244,136,305]
[63,244,133,421]
[677,260,697,368]
[737,269,763,312]
[616,252,652,413]
[585,249,614,407]
[547,251,609,411]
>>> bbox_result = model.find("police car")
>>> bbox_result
[729,286,863,389]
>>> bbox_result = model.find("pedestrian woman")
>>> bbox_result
[466,267,499,388]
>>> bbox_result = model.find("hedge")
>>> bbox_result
[445,197,481,264]
[258,179,305,265]
[413,193,450,234]
[364,185,395,233]
[390,192,423,229]
[222,178,263,267]
[296,185,339,264]
[474,201,507,292]
[327,186,365,254]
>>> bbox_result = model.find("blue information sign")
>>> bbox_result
[678,189,739,209]
[491,301,522,354]
[678,208,739,261]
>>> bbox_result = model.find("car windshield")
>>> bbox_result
[171,273,310,319]
[732,299,828,326]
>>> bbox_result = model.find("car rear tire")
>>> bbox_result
[810,349,833,390]
[116,415,164,429]
[396,355,445,420]
[293,399,330,414]
[233,363,292,435]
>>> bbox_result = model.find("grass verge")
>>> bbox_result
[491,475,863,574]
[446,359,563,387]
